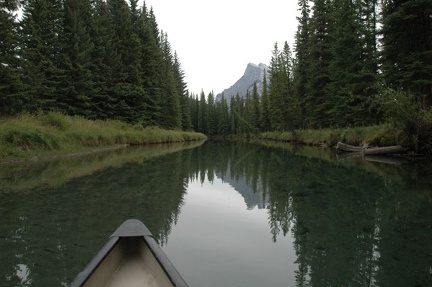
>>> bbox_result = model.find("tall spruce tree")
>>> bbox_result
[305,0,333,128]
[0,0,23,115]
[259,72,271,131]
[326,0,365,126]
[281,41,300,130]
[88,0,117,119]
[59,0,94,117]
[20,0,64,112]
[217,95,230,135]
[173,52,192,130]
[250,82,261,131]
[206,91,217,135]
[159,31,181,129]
[294,0,311,129]
[381,0,432,108]
[198,91,207,133]
[135,5,162,125]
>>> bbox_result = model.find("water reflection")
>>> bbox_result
[184,141,432,286]
[0,140,431,286]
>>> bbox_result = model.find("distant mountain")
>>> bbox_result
[215,63,270,104]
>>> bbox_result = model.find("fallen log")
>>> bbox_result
[336,142,368,153]
[363,145,407,155]
[336,142,407,156]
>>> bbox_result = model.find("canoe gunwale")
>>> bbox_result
[69,219,188,287]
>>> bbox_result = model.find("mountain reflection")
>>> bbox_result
[0,141,431,286]
[188,141,432,287]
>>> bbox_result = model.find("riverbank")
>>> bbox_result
[259,124,431,154]
[0,112,207,161]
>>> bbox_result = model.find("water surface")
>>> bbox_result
[0,141,431,286]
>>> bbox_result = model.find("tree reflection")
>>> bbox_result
[0,146,194,286]
[0,141,431,286]
[190,141,432,287]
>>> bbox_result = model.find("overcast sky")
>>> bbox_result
[141,0,299,96]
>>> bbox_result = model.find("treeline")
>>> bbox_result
[191,0,432,135]
[0,0,192,130]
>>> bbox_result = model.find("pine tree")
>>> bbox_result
[268,42,286,131]
[189,93,199,131]
[206,91,218,135]
[59,0,94,117]
[381,0,432,108]
[217,95,230,135]
[281,41,300,130]
[88,0,117,119]
[159,31,181,129]
[0,0,23,115]
[259,72,271,131]
[173,52,192,130]
[326,0,364,126]
[250,83,261,131]
[198,91,207,133]
[305,0,333,128]
[135,4,162,125]
[20,0,64,112]
[294,0,311,128]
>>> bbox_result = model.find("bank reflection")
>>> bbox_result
[0,144,197,286]
[0,140,431,287]
[194,141,432,287]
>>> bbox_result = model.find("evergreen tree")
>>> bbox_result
[198,91,207,133]
[268,42,286,131]
[250,83,261,131]
[230,96,237,134]
[0,0,23,115]
[217,95,230,135]
[105,0,139,122]
[59,0,94,117]
[326,0,364,126]
[159,31,181,128]
[305,0,333,128]
[20,0,64,112]
[281,41,300,130]
[173,52,192,130]
[88,0,117,119]
[294,0,311,129]
[189,93,199,131]
[381,0,432,108]
[135,4,162,125]
[259,72,271,131]
[206,91,217,135]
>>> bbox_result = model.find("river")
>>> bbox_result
[0,140,431,287]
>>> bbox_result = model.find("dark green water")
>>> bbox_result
[0,141,431,287]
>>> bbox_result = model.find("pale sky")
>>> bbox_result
[141,0,299,96]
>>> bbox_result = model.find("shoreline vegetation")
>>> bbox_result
[259,125,407,149]
[259,125,430,156]
[1,111,431,163]
[0,112,206,162]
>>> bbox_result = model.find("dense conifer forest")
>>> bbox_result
[188,0,432,140]
[1,0,431,143]
[1,0,192,130]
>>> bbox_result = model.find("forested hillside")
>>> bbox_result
[190,0,432,137]
[1,0,192,130]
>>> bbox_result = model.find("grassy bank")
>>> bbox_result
[0,112,207,160]
[259,124,431,153]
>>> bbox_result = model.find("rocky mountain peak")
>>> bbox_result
[216,62,270,104]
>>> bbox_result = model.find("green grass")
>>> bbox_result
[0,112,207,160]
[259,124,414,148]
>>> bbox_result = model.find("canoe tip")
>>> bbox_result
[111,219,152,238]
